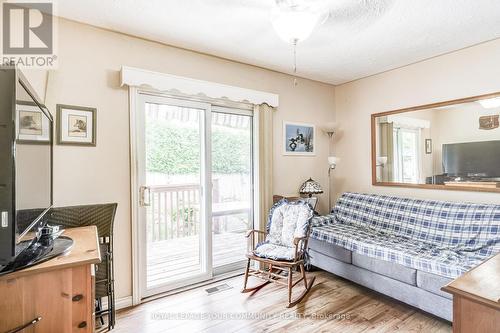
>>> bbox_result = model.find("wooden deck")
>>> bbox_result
[147,232,246,288]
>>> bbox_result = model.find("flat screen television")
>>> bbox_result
[0,68,53,266]
[442,140,500,178]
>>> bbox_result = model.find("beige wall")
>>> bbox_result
[24,18,335,299]
[432,104,500,172]
[334,38,500,203]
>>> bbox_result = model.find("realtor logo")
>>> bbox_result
[3,2,53,54]
[1,1,56,67]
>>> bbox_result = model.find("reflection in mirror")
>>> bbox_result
[15,79,52,217]
[373,94,500,191]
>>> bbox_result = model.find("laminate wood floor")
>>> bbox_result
[114,270,452,333]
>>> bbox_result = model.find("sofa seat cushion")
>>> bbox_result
[253,242,295,261]
[352,252,416,285]
[416,270,454,299]
[308,238,352,263]
[311,222,486,279]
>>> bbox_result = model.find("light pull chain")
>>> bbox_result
[293,38,298,86]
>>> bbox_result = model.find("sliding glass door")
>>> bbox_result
[137,94,212,297]
[136,93,253,298]
[211,107,253,274]
[393,127,421,183]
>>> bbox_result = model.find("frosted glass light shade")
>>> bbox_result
[271,3,322,43]
[328,156,339,166]
[479,97,500,109]
[377,156,388,166]
[322,122,337,134]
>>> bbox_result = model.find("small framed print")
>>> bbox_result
[16,102,51,144]
[57,104,96,146]
[425,139,432,154]
[479,115,499,130]
[283,121,315,156]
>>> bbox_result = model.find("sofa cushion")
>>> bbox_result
[308,238,351,263]
[332,192,500,257]
[311,222,485,279]
[309,250,452,321]
[352,252,416,285]
[311,213,336,227]
[416,270,453,300]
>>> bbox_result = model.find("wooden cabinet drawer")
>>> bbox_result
[0,265,93,333]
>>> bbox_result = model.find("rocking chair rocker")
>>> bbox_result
[241,199,316,308]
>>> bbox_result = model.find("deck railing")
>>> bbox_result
[147,184,201,242]
[147,184,251,242]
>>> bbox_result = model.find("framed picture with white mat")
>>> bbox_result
[57,104,97,146]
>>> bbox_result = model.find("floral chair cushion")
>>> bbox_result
[253,199,314,261]
[253,243,296,261]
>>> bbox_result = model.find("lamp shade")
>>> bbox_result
[322,122,337,133]
[299,178,323,196]
[377,156,388,166]
[328,156,339,166]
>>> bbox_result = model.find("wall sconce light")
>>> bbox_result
[376,156,388,168]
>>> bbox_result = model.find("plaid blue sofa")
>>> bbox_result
[308,192,500,321]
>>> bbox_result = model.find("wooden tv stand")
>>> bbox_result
[444,181,500,189]
[0,226,101,333]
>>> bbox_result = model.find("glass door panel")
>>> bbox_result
[211,109,253,271]
[138,94,211,297]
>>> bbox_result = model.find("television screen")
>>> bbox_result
[14,79,52,241]
[442,140,500,178]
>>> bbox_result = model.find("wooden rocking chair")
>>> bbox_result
[241,199,316,308]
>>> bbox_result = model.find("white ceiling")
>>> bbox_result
[52,0,500,85]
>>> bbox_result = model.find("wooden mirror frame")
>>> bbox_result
[371,91,500,193]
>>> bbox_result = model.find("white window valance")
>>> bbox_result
[120,66,279,107]
[379,115,430,129]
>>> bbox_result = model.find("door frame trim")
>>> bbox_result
[130,87,141,306]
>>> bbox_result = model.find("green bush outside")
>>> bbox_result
[146,120,251,174]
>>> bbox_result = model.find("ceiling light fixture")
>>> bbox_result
[271,0,327,86]
[478,97,500,109]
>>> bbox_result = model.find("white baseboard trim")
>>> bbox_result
[101,296,133,311]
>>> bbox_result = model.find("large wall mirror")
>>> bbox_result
[372,92,500,192]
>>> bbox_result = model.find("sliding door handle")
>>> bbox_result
[139,186,151,207]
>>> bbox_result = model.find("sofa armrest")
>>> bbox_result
[311,214,336,227]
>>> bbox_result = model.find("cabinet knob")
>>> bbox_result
[78,321,87,328]
[72,294,83,302]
